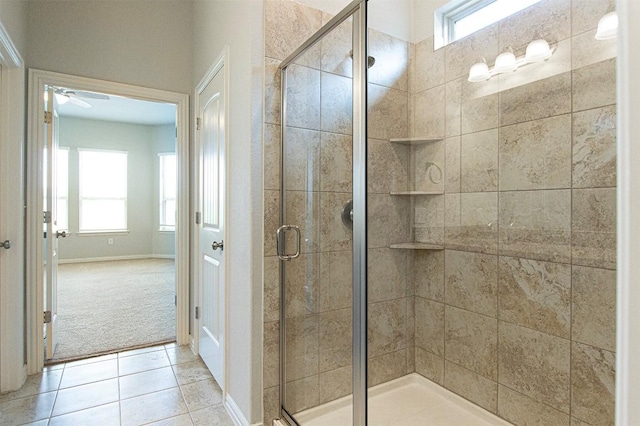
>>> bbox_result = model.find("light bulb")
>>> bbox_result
[595,11,618,40]
[525,39,552,62]
[494,50,518,73]
[468,61,490,82]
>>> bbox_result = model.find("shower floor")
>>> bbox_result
[279,373,512,426]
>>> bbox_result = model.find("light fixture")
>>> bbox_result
[525,39,552,62]
[55,94,70,105]
[468,58,490,82]
[595,11,618,40]
[494,49,518,73]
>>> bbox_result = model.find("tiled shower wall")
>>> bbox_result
[410,0,617,425]
[263,0,616,425]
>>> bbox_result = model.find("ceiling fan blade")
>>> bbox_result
[71,90,110,100]
[68,96,91,108]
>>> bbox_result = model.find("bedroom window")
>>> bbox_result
[79,149,128,232]
[158,153,176,231]
[435,0,543,48]
[56,147,69,232]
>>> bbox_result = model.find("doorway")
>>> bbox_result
[26,69,190,373]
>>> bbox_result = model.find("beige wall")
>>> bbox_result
[27,1,192,93]
[0,0,27,55]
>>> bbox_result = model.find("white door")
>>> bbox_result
[198,65,226,389]
[44,86,62,360]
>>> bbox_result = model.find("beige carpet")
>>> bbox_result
[53,258,176,361]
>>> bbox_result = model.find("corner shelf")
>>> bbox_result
[389,137,444,146]
[390,243,444,250]
[390,191,444,196]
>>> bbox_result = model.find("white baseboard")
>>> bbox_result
[58,254,175,264]
[225,393,252,426]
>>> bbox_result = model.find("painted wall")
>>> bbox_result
[58,117,175,261]
[0,1,27,54]
[26,1,192,93]
[192,0,264,423]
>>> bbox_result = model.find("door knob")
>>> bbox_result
[1,240,11,249]
[56,231,67,238]
[212,240,224,251]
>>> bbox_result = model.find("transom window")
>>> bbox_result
[78,149,128,232]
[435,0,543,48]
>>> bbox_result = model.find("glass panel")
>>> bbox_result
[80,199,127,231]
[281,15,355,426]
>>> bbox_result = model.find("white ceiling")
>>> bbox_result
[58,92,177,126]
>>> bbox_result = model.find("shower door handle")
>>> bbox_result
[276,225,301,261]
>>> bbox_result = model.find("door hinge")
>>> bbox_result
[196,117,201,130]
[44,111,52,124]
[195,306,200,320]
[195,212,201,225]
[43,311,52,324]
[43,211,52,224]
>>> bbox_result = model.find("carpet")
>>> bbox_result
[53,258,176,361]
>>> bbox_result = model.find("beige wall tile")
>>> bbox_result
[320,191,352,252]
[445,361,498,413]
[445,136,461,192]
[499,0,571,50]
[572,266,616,352]
[573,58,616,112]
[368,28,409,91]
[413,85,445,138]
[265,58,281,125]
[499,72,571,127]
[415,347,444,385]
[318,365,351,405]
[461,129,498,192]
[285,191,319,254]
[319,250,352,312]
[571,342,615,425]
[318,308,352,372]
[285,64,321,130]
[263,385,279,426]
[285,375,319,414]
[415,297,445,356]
[284,127,320,191]
[320,132,352,193]
[445,26,499,82]
[461,77,499,134]
[414,195,444,245]
[445,250,498,317]
[499,115,572,191]
[263,321,280,389]
[498,256,571,338]
[445,79,462,137]
[320,15,352,78]
[368,349,407,387]
[413,37,444,93]
[368,299,407,358]
[368,84,409,140]
[572,106,616,188]
[284,253,319,317]
[368,138,409,194]
[498,385,570,426]
[264,256,280,323]
[413,140,445,193]
[572,0,616,36]
[264,0,322,64]
[285,315,319,381]
[572,30,617,70]
[264,190,280,257]
[572,188,616,269]
[499,321,570,412]
[321,72,352,135]
[414,250,445,302]
[368,248,407,303]
[264,124,281,191]
[498,190,571,263]
[446,192,498,254]
[445,306,498,379]
[406,297,415,348]
[367,193,410,249]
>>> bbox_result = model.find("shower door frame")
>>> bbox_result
[277,0,368,424]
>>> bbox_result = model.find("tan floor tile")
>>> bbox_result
[48,402,120,426]
[118,349,170,376]
[52,378,119,417]
[120,387,188,426]
[64,353,117,368]
[191,405,235,426]
[0,369,62,402]
[181,378,222,411]
[147,413,194,425]
[171,359,212,385]
[0,392,56,426]
[119,366,178,399]
[60,359,118,389]
[166,345,198,365]
[118,346,166,358]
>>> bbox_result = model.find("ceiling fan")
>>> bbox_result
[54,88,110,108]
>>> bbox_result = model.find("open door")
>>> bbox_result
[197,63,226,389]
[44,86,64,360]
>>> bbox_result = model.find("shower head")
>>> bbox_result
[349,50,376,68]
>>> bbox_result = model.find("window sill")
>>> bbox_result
[77,230,130,237]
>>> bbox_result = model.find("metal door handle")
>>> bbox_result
[276,225,301,261]
[56,231,67,238]
[212,240,224,251]
[1,240,11,249]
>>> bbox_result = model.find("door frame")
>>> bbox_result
[192,47,230,391]
[26,69,190,373]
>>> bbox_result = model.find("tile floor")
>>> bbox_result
[0,343,235,426]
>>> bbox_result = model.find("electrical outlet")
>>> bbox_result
[415,207,427,225]
[108,238,114,245]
